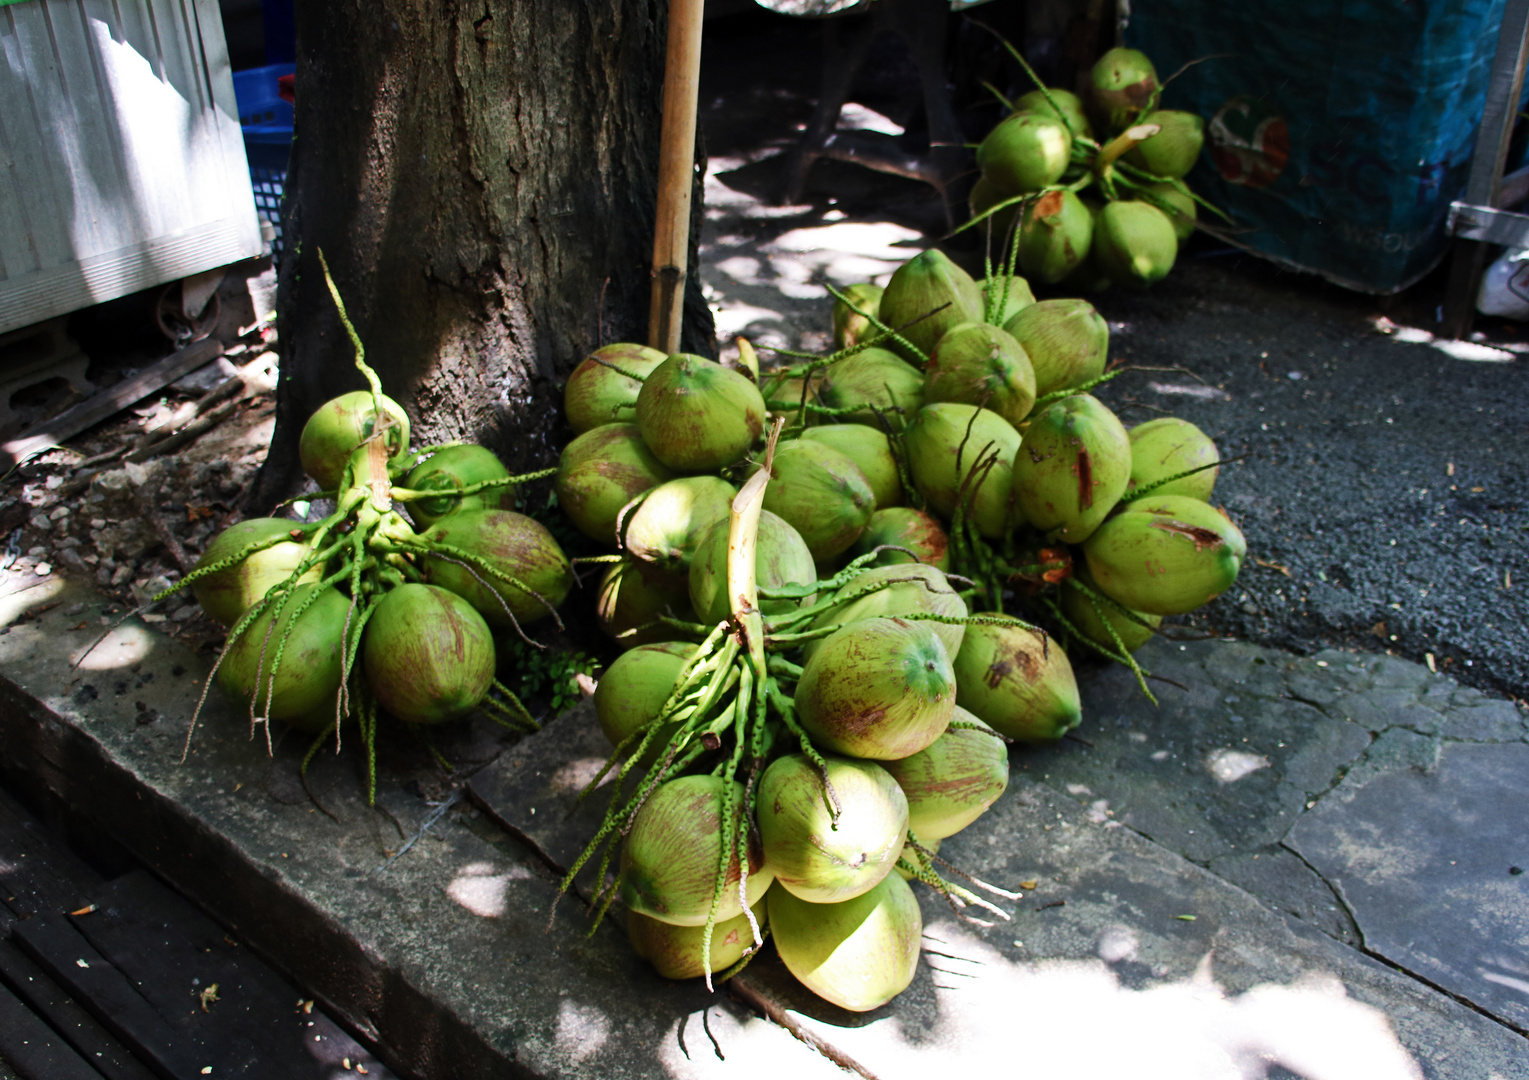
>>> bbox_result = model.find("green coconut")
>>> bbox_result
[952,622,1081,742]
[757,754,909,904]
[800,425,903,510]
[218,583,349,722]
[1088,47,1159,134]
[1126,110,1205,179]
[593,641,695,756]
[595,558,695,649]
[1141,181,1197,244]
[845,507,951,571]
[420,509,573,629]
[635,353,766,471]
[619,475,737,573]
[769,872,922,1013]
[757,440,876,563]
[1011,393,1131,544]
[795,616,957,760]
[689,509,816,625]
[1092,200,1178,290]
[1017,189,1094,285]
[833,283,885,350]
[816,347,926,428]
[1003,298,1110,399]
[877,251,984,362]
[1083,495,1245,616]
[1128,416,1219,500]
[191,518,322,627]
[402,444,515,529]
[627,901,766,981]
[564,342,668,435]
[924,321,1037,427]
[298,391,411,492]
[363,584,496,725]
[1060,569,1161,654]
[1014,87,1093,139]
[969,174,1020,239]
[902,402,1021,539]
[1061,199,1116,293]
[554,423,673,544]
[881,707,1008,840]
[803,563,967,665]
[976,113,1073,195]
[619,775,775,927]
[979,274,1036,326]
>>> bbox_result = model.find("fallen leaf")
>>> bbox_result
[1019,880,1038,890]
[1254,558,1292,577]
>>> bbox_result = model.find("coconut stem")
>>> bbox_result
[1095,122,1163,175]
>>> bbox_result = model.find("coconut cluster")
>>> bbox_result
[970,47,1206,291]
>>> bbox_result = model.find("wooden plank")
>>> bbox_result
[0,337,221,470]
[0,788,106,922]
[0,978,105,1080]
[0,939,158,1080]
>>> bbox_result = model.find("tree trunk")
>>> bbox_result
[252,0,716,508]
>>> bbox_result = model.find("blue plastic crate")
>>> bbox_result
[232,63,294,263]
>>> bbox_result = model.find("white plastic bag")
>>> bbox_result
[1477,248,1529,319]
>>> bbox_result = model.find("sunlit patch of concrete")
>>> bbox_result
[554,998,611,1064]
[656,1005,830,1079]
[1206,748,1271,784]
[550,756,613,795]
[71,621,155,671]
[445,860,532,919]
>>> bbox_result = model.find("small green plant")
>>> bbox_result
[501,637,599,715]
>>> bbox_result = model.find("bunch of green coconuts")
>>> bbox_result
[548,242,1243,1009]
[969,45,1214,291]
[166,259,571,791]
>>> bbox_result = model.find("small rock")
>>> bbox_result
[34,562,51,576]
[57,536,81,549]
[48,505,69,520]
[90,518,107,529]
[44,474,63,490]
[96,566,114,586]
[28,514,49,531]
[141,612,167,623]
[27,546,46,556]
[172,605,199,621]
[110,564,133,587]
[57,549,88,573]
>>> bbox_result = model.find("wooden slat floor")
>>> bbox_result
[0,785,395,1080]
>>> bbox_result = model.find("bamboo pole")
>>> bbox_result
[648,0,707,354]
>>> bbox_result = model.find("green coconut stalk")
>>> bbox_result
[191,519,322,627]
[976,113,1073,194]
[1014,87,1093,139]
[881,707,1008,840]
[595,558,695,648]
[620,475,737,573]
[757,754,909,903]
[979,274,1036,327]
[1016,189,1094,285]
[845,507,951,571]
[1140,181,1197,244]
[878,251,984,363]
[794,616,957,760]
[402,444,515,529]
[1060,570,1161,654]
[635,354,767,471]
[895,836,939,880]
[362,583,496,724]
[1088,47,1159,135]
[554,423,674,544]
[802,562,967,664]
[619,774,775,927]
[419,509,573,629]
[689,510,816,625]
[903,402,1021,539]
[1011,393,1131,544]
[218,583,350,722]
[757,440,876,563]
[1092,201,1178,290]
[1127,417,1220,500]
[768,871,922,1012]
[1125,110,1205,179]
[799,425,903,510]
[1083,495,1246,615]
[593,641,695,755]
[564,342,668,435]
[627,901,767,980]
[952,622,1081,742]
[924,321,1037,428]
[815,347,927,427]
[1002,298,1109,400]
[833,283,886,350]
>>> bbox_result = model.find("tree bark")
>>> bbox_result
[252,0,716,508]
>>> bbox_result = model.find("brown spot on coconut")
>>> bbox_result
[563,342,667,435]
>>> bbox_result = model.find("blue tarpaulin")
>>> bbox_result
[1126,0,1512,293]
